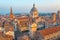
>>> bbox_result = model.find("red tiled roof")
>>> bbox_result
[39,26,60,37]
[57,20,60,23]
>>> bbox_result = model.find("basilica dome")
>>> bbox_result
[30,4,38,18]
[30,4,38,13]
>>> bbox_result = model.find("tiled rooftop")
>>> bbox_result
[38,26,60,37]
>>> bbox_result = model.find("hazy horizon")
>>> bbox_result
[0,0,60,14]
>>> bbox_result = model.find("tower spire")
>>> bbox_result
[10,7,13,14]
[10,7,15,20]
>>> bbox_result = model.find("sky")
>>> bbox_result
[0,0,60,14]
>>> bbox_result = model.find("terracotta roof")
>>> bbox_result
[46,19,56,23]
[57,20,60,23]
[47,20,53,23]
[39,26,60,37]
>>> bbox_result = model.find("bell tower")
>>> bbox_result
[10,7,15,20]
[52,12,56,22]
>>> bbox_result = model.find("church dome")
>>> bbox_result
[30,4,38,13]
